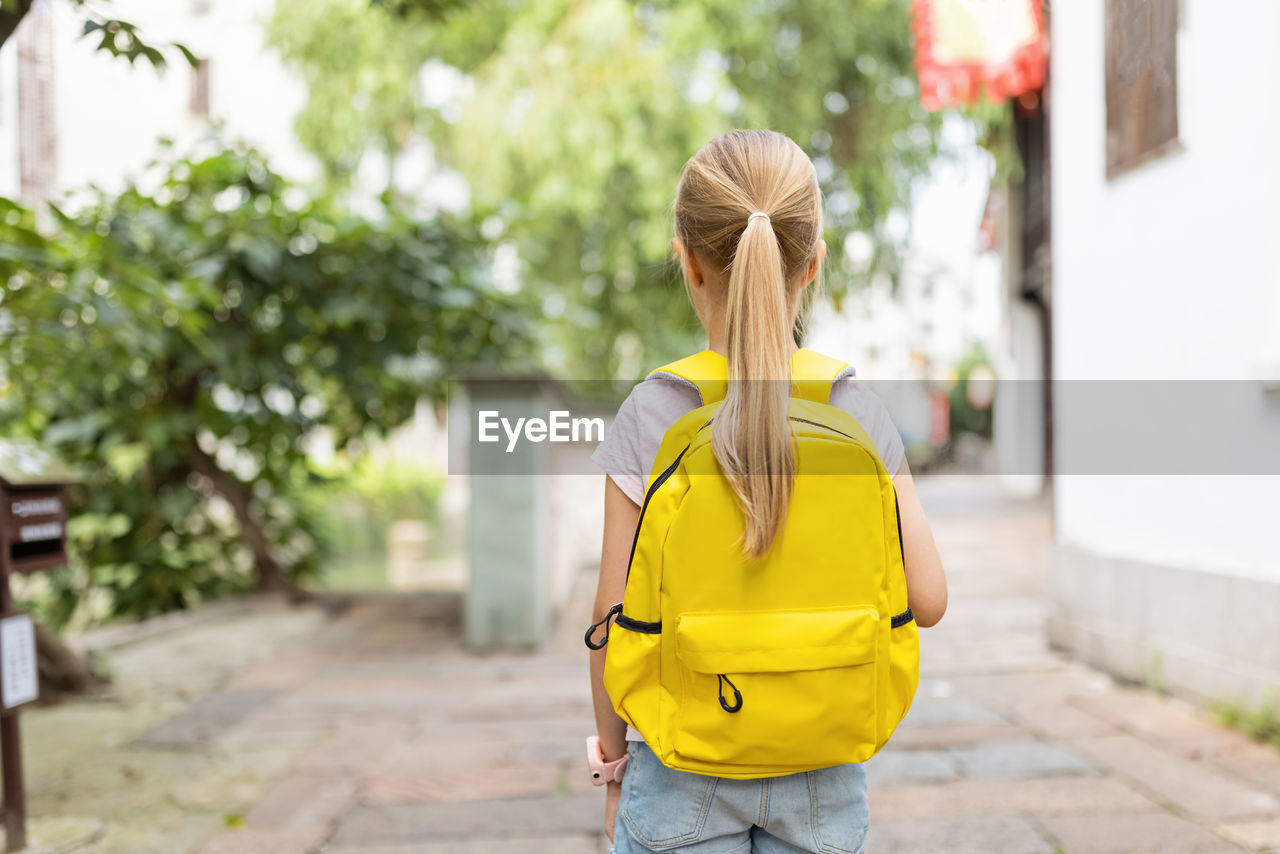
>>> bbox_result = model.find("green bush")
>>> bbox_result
[307,455,445,560]
[1213,688,1280,750]
[949,343,996,440]
[0,140,529,627]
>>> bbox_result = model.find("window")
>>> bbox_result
[1105,0,1180,178]
[190,58,210,117]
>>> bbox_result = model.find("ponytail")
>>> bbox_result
[673,129,824,559]
[711,211,794,558]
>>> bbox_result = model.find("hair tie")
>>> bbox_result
[748,211,770,224]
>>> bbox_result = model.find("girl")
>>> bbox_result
[587,129,948,854]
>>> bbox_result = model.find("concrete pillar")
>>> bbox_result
[460,377,551,650]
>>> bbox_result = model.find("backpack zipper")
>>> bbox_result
[624,420,712,582]
[891,491,914,628]
[588,421,708,649]
[583,602,622,650]
[717,673,743,713]
[789,416,860,442]
[616,613,661,633]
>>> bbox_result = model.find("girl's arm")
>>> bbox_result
[588,475,641,762]
[893,458,948,627]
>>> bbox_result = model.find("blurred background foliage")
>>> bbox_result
[303,455,446,592]
[269,0,1004,379]
[949,343,995,440]
[0,141,529,627]
[2,0,1010,628]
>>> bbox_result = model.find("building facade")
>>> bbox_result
[0,0,315,205]
[1048,0,1280,706]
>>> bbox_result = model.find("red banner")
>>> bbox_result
[912,0,1048,110]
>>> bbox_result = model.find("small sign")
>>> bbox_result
[17,522,62,543]
[10,498,61,519]
[2,484,70,574]
[0,615,38,710]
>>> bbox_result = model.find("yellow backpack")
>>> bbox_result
[588,347,919,779]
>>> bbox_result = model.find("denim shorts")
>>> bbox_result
[610,740,869,854]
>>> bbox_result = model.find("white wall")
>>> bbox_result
[4,0,467,209]
[0,33,19,197]
[43,0,314,203]
[1051,0,1280,581]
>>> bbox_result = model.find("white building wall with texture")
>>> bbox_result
[0,0,315,206]
[1049,0,1280,704]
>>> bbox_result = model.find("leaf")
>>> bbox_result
[172,42,200,69]
[140,46,167,70]
[45,201,77,229]
[105,443,149,482]
[43,413,108,445]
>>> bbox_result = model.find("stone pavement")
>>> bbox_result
[20,477,1280,853]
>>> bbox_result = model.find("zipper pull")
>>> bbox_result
[584,602,623,650]
[718,674,743,713]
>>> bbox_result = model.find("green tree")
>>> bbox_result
[271,0,950,379]
[267,0,442,193]
[0,141,530,626]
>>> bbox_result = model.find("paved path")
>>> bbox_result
[21,477,1280,853]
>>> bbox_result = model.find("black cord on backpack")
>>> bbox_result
[717,673,743,713]
[584,602,623,650]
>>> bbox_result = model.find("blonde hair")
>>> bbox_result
[673,129,825,558]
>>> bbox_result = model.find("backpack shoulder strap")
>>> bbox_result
[646,347,850,405]
[791,347,851,404]
[646,350,728,405]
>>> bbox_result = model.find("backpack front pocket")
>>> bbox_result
[671,606,881,771]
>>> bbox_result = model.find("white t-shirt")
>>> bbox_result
[589,362,906,742]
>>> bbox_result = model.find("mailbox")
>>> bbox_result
[0,440,79,851]
[0,440,79,577]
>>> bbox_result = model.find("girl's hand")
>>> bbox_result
[604,780,622,842]
[591,476,638,846]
